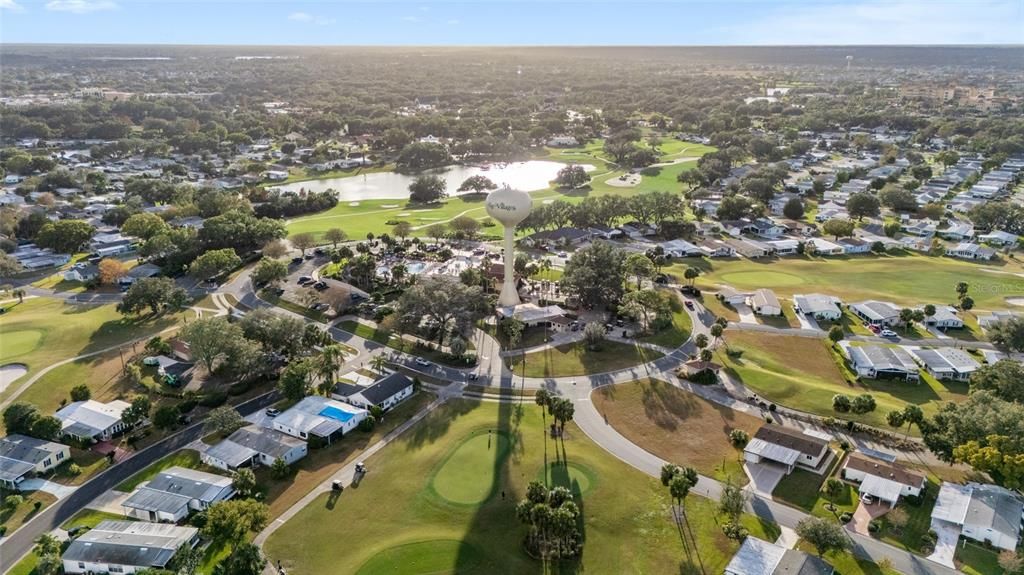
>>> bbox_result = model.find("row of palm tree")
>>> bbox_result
[661,463,706,575]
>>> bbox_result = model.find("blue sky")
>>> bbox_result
[2,0,1022,45]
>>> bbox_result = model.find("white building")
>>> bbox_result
[849,300,902,327]
[946,242,996,261]
[748,289,782,316]
[842,453,925,508]
[122,466,234,523]
[919,305,963,329]
[0,434,71,490]
[744,425,831,474]
[273,395,368,444]
[62,520,199,574]
[56,399,132,442]
[201,426,307,471]
[793,294,842,321]
[332,372,415,412]
[843,343,920,381]
[909,347,980,381]
[931,482,1024,551]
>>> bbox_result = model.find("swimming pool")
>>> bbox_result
[319,405,356,422]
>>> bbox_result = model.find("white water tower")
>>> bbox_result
[485,186,532,306]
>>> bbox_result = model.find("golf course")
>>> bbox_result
[263,399,779,574]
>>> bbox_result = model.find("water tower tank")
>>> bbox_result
[485,186,532,226]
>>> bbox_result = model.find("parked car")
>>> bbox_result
[313,281,328,291]
[680,285,701,297]
[265,408,281,417]
[860,493,876,505]
[351,293,367,302]
[314,248,325,255]
[298,275,314,285]
[880,329,898,338]
[467,372,479,381]
[868,324,881,334]
[557,251,568,258]
[290,257,304,265]
[414,357,431,367]
[685,301,695,310]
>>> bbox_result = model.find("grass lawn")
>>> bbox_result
[336,321,470,366]
[758,300,801,329]
[115,449,206,492]
[0,491,56,534]
[0,298,188,403]
[796,543,901,575]
[771,454,857,520]
[955,541,1003,575]
[700,295,740,322]
[591,378,760,484]
[674,253,1024,309]
[60,509,128,531]
[264,398,779,575]
[50,448,110,486]
[18,351,130,413]
[720,331,968,430]
[636,291,692,348]
[876,478,939,554]
[509,340,663,378]
[7,553,38,575]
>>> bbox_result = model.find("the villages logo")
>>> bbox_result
[487,201,519,212]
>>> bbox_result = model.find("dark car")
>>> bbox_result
[314,248,325,255]
[680,285,701,296]
[685,301,695,310]
[298,275,314,285]
[313,281,328,291]
[291,257,304,265]
[351,293,367,302]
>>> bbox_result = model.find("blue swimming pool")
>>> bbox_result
[319,405,355,422]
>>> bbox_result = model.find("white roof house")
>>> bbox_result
[919,305,963,329]
[496,303,569,327]
[743,425,831,474]
[725,536,833,575]
[932,482,1024,551]
[123,466,234,523]
[909,347,980,381]
[946,242,996,261]
[55,399,132,442]
[273,396,367,443]
[842,453,926,508]
[62,520,199,574]
[793,294,842,320]
[849,300,902,326]
[978,230,1018,246]
[748,289,782,316]
[202,426,307,471]
[844,343,920,381]
[0,434,71,490]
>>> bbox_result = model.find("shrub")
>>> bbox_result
[728,429,750,448]
[189,511,208,529]
[768,403,777,412]
[358,416,376,432]
[0,525,6,536]
[33,500,42,510]
[867,520,880,532]
[178,398,198,413]
[198,392,228,408]
[227,381,250,396]
[841,512,853,523]
[66,463,82,476]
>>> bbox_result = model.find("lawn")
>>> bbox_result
[115,449,206,492]
[264,398,779,575]
[17,351,129,413]
[876,477,940,554]
[674,253,1024,309]
[636,290,692,348]
[0,490,56,535]
[0,298,187,403]
[509,340,663,378]
[336,321,470,366]
[60,509,128,531]
[955,541,1003,575]
[719,331,969,430]
[771,454,858,520]
[700,294,740,322]
[591,378,761,484]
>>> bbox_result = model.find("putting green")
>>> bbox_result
[429,430,510,505]
[538,461,597,495]
[1,330,43,359]
[355,540,483,575]
[717,271,806,288]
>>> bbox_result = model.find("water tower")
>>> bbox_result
[485,186,532,306]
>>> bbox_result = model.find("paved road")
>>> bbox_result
[0,391,279,573]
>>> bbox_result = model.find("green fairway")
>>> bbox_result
[720,331,968,430]
[510,340,664,378]
[674,253,1024,309]
[430,430,511,505]
[264,400,779,575]
[0,298,186,401]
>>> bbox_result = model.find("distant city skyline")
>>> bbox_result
[1,0,1022,46]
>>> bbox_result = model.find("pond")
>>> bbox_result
[272,160,595,201]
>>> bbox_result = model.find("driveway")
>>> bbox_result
[927,519,961,568]
[795,312,822,331]
[17,479,78,499]
[743,461,786,496]
[847,499,889,535]
[734,303,759,324]
[85,490,132,514]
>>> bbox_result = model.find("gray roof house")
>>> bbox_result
[932,482,1024,551]
[909,348,980,381]
[849,300,902,326]
[0,434,71,490]
[62,520,198,574]
[793,294,842,321]
[201,426,308,471]
[725,536,833,575]
[56,399,132,442]
[332,372,415,412]
[844,343,920,381]
[123,466,234,523]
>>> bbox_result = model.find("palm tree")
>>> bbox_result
[901,405,924,439]
[370,354,387,374]
[700,349,714,362]
[668,473,706,574]
[823,477,845,518]
[317,344,346,395]
[899,308,914,334]
[683,267,700,286]
[13,288,25,303]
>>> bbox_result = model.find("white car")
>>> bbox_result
[880,329,898,338]
[860,493,876,505]
[414,358,431,367]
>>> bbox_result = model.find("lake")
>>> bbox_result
[271,161,595,201]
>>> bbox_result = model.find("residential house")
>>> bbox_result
[724,536,833,575]
[775,219,815,237]
[724,238,769,259]
[698,239,736,258]
[793,294,842,321]
[931,482,1024,551]
[842,453,926,508]
[978,230,1018,247]
[496,303,570,331]
[64,262,99,282]
[0,434,71,490]
[946,242,996,261]
[899,236,931,252]
[332,372,415,412]
[808,237,844,256]
[836,237,871,254]
[748,289,782,316]
[123,466,234,523]
[763,239,800,255]
[750,218,785,239]
[940,222,975,241]
[118,263,161,288]
[201,426,307,471]
[843,343,920,381]
[523,228,592,247]
[717,286,751,306]
[901,219,937,237]
[56,399,132,442]
[978,310,1022,332]
[909,347,980,381]
[273,395,368,444]
[849,300,902,327]
[62,520,199,575]
[743,425,832,474]
[659,239,703,258]
[919,305,963,329]
[546,136,579,147]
